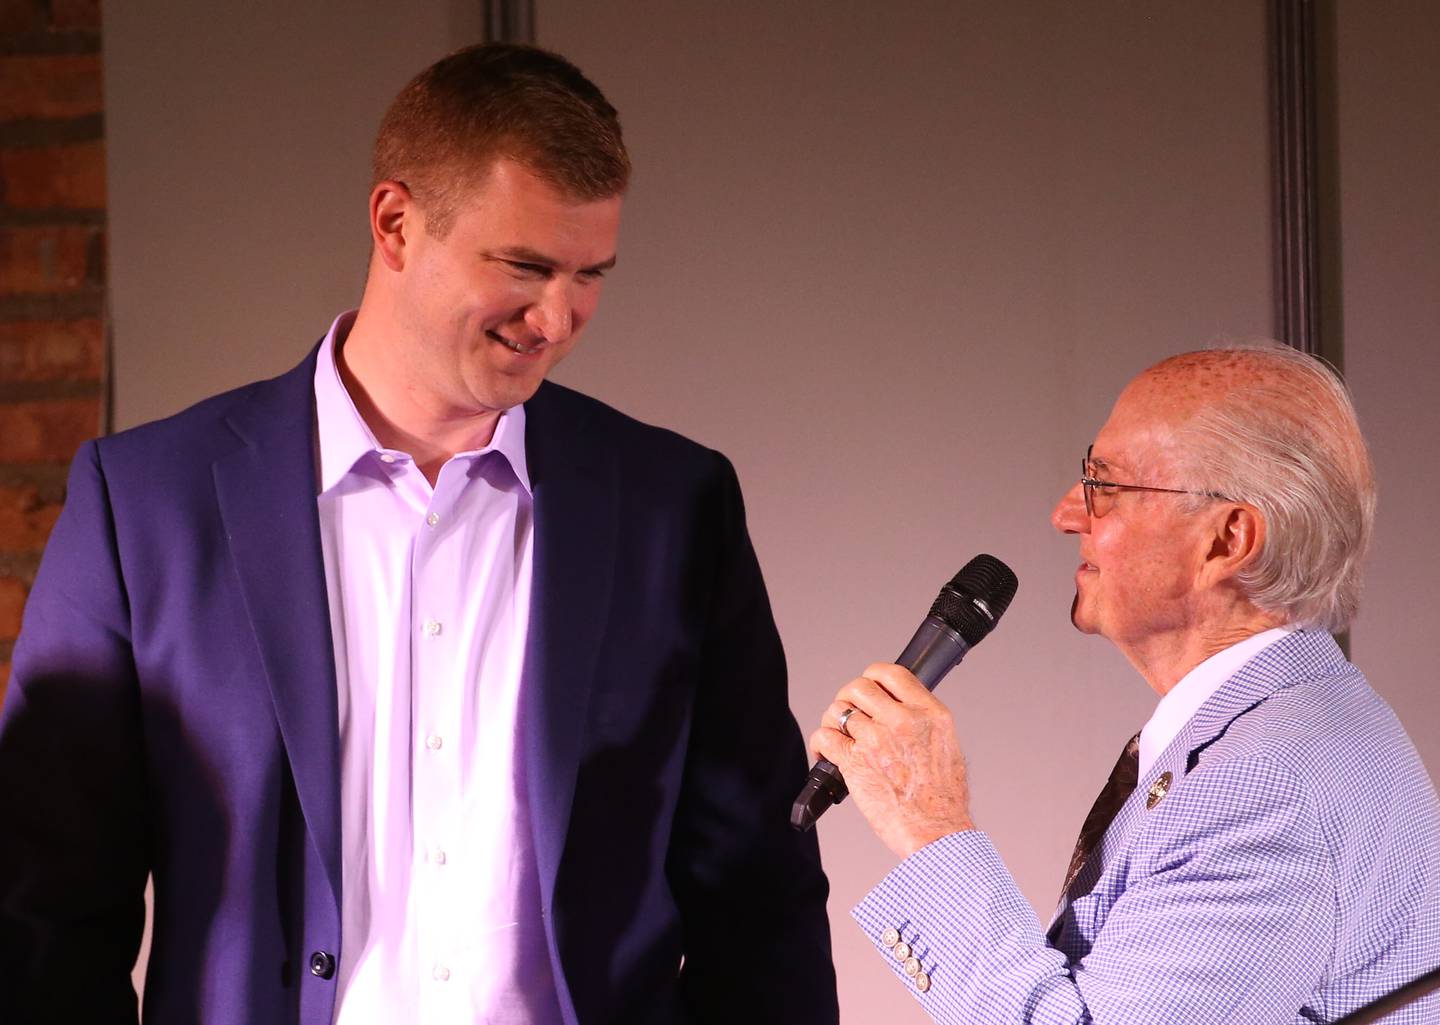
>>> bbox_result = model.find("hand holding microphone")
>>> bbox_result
[793,555,1018,857]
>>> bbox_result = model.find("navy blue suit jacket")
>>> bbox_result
[0,349,838,1024]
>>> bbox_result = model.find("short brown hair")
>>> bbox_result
[372,43,630,237]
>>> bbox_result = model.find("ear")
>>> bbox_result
[1199,502,1266,587]
[369,180,416,272]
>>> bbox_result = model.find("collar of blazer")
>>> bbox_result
[1181,628,1346,772]
[210,347,626,920]
[513,379,622,913]
[1052,628,1345,919]
[213,344,343,906]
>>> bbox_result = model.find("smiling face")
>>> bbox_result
[386,158,623,416]
[1051,373,1214,653]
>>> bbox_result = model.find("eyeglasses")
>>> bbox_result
[1080,445,1231,518]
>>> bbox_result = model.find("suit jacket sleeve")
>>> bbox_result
[665,451,839,1023]
[852,756,1335,1024]
[0,440,149,1025]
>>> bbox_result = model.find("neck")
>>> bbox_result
[1119,606,1284,697]
[339,306,501,485]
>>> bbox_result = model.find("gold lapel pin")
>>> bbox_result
[1146,771,1173,810]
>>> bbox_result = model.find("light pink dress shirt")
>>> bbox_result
[313,312,562,1024]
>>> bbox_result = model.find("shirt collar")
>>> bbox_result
[314,311,377,494]
[1138,625,1295,776]
[313,310,532,496]
[483,398,531,495]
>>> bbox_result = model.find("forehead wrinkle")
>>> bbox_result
[1095,398,1186,484]
[1115,357,1281,491]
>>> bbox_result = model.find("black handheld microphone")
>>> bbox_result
[790,554,1019,832]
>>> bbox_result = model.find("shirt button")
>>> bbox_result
[426,734,444,751]
[379,453,396,464]
[309,951,335,979]
[915,971,931,993]
[423,619,442,637]
[892,941,912,961]
[904,956,922,977]
[431,847,447,865]
[881,927,900,948]
[426,512,440,526]
[433,965,451,982]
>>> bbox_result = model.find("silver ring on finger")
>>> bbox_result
[837,705,861,739]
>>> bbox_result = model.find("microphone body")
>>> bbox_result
[790,555,1018,832]
[895,616,978,690]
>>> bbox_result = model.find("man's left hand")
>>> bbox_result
[810,663,975,859]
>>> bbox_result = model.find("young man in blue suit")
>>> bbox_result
[0,45,837,1025]
[813,345,1439,1023]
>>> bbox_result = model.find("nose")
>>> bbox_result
[1052,480,1089,534]
[525,282,573,344]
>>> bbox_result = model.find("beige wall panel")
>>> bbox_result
[1334,3,1440,819]
[539,3,1271,1019]
[105,0,483,430]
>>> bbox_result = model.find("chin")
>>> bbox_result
[472,373,545,412]
[1069,593,1100,635]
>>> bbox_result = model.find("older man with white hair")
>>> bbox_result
[813,345,1440,1023]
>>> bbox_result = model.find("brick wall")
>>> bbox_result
[0,0,106,699]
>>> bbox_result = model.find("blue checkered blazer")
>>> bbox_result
[853,630,1440,1023]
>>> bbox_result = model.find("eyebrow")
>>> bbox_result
[490,246,617,273]
[1086,453,1123,477]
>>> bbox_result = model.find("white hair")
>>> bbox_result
[1162,343,1376,632]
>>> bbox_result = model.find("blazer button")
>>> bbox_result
[309,951,336,979]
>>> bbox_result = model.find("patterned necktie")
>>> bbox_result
[1058,732,1141,901]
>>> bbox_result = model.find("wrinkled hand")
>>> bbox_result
[809,662,974,859]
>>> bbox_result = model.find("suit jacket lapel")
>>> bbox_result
[520,383,620,911]
[1050,629,1345,932]
[212,351,343,910]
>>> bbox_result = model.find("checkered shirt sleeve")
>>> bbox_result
[852,632,1440,1024]
[853,759,1380,1023]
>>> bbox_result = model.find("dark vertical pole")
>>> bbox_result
[1269,0,1321,356]
[483,0,536,44]
[1270,1,1350,658]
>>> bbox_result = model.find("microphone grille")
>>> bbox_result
[929,554,1019,646]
